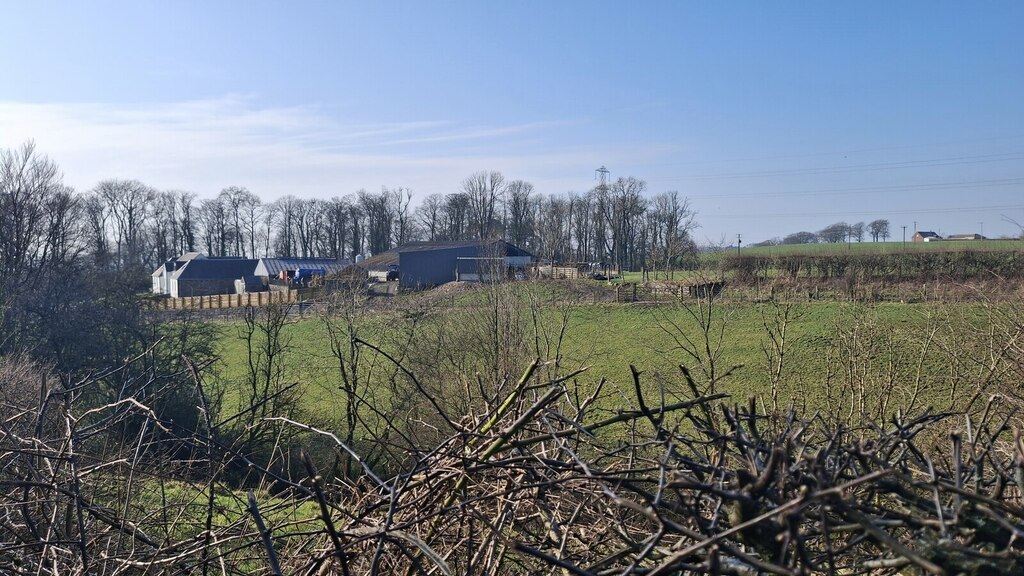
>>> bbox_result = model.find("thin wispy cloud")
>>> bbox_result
[0,97,648,198]
[371,121,570,148]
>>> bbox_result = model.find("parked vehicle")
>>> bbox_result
[294,267,327,286]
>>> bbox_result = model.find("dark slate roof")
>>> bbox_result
[153,252,209,277]
[171,258,258,281]
[916,231,941,238]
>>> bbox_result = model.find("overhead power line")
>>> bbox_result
[636,134,1024,170]
[683,176,1024,201]
[700,203,1024,219]
[647,152,1024,182]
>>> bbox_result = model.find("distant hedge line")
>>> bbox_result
[723,249,1024,281]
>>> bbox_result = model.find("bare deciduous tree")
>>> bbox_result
[390,186,413,247]
[359,188,395,255]
[322,196,354,258]
[270,195,299,257]
[415,193,444,242]
[176,190,197,253]
[0,142,79,280]
[462,170,505,240]
[869,218,890,242]
[149,190,180,265]
[94,179,156,270]
[505,179,534,248]
[646,190,698,278]
[818,221,850,243]
[783,230,817,244]
[197,195,230,256]
[599,176,648,271]
[535,193,570,262]
[850,221,865,242]
[441,192,469,241]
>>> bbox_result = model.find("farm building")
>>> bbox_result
[354,250,401,282]
[167,257,259,298]
[152,252,206,295]
[912,231,942,242]
[254,257,351,281]
[946,233,987,240]
[396,240,534,289]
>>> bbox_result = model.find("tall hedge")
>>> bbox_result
[723,249,1024,281]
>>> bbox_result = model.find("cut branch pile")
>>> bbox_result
[2,356,1024,575]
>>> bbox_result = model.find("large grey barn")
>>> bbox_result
[396,241,534,289]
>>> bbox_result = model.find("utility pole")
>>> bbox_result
[980,221,984,238]
[595,165,610,189]
[595,166,611,276]
[900,225,907,280]
[736,234,742,255]
[913,221,917,233]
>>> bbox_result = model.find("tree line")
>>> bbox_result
[0,142,210,371]
[0,140,702,372]
[4,142,699,277]
[754,219,891,246]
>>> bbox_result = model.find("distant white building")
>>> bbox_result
[151,252,205,294]
[152,253,265,297]
[167,258,259,298]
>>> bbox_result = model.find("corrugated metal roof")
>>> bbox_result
[355,250,400,271]
[396,241,483,252]
[356,241,534,271]
[255,258,351,277]
[397,240,533,256]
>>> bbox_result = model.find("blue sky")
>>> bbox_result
[2,1,1022,242]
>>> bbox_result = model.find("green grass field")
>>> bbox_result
[742,239,1022,257]
[208,288,1001,424]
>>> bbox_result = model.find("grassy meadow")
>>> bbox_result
[589,240,1024,284]
[208,282,1006,425]
[742,238,1022,257]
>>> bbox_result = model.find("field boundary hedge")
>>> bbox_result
[724,248,1024,281]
